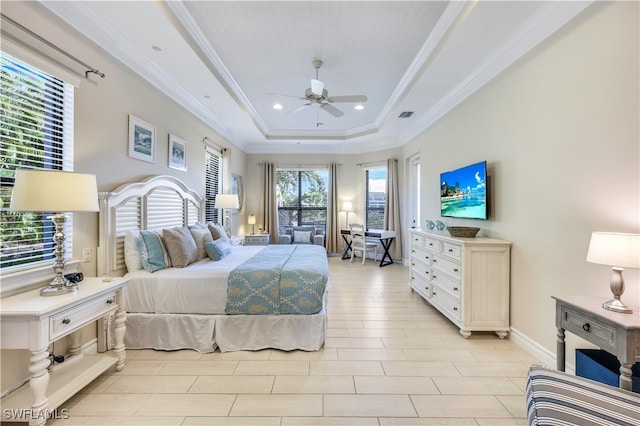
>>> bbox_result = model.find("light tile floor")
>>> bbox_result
[50,256,543,425]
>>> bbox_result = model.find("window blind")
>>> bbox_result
[205,147,220,223]
[0,51,75,272]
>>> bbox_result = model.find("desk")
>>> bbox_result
[553,295,640,392]
[340,229,396,267]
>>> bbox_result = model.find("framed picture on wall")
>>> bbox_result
[128,114,155,163]
[231,173,244,212]
[168,134,187,171]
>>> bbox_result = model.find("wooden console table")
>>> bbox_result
[1,277,128,425]
[553,295,640,391]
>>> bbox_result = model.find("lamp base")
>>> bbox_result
[40,270,78,297]
[602,298,633,314]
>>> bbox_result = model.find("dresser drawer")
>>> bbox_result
[244,235,269,246]
[410,273,431,299]
[560,306,617,352]
[431,269,461,301]
[432,254,461,280]
[411,234,424,247]
[442,242,462,260]
[50,292,118,340]
[411,246,432,265]
[432,284,461,322]
[424,237,442,252]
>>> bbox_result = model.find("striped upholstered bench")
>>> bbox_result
[526,365,640,426]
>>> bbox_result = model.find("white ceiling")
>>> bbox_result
[42,1,591,154]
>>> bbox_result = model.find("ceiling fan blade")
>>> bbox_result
[310,79,324,97]
[266,92,306,100]
[326,95,368,103]
[321,103,344,117]
[289,102,312,114]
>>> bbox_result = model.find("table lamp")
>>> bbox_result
[247,214,256,235]
[586,231,640,314]
[342,201,353,227]
[215,193,239,237]
[10,169,99,296]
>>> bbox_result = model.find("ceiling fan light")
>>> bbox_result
[354,104,364,110]
[310,79,324,96]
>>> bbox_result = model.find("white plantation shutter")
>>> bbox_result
[1,51,75,272]
[205,147,221,223]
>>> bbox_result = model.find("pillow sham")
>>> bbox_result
[190,227,213,260]
[293,230,312,244]
[163,226,198,267]
[138,230,171,272]
[124,229,142,272]
[204,238,232,261]
[208,222,229,241]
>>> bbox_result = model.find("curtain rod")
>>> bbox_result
[256,162,341,168]
[1,13,105,79]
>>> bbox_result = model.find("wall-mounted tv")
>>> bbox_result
[440,161,488,220]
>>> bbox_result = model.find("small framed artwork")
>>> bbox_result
[128,114,155,163]
[231,173,244,212]
[168,134,187,171]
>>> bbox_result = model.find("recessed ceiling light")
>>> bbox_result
[273,103,283,110]
[151,45,162,52]
[354,105,364,110]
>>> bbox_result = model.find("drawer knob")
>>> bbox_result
[106,298,114,304]
[433,259,438,263]
[432,274,437,279]
[433,291,437,296]
[62,318,71,325]
[425,256,429,260]
[582,323,591,332]
[429,243,433,246]
[448,249,453,252]
[453,268,459,272]
[453,307,458,311]
[453,287,459,291]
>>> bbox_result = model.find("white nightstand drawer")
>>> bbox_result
[244,234,270,246]
[50,292,118,340]
[560,306,617,351]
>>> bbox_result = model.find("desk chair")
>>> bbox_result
[349,224,378,264]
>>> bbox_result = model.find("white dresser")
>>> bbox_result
[409,229,511,338]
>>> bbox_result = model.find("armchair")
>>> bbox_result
[279,226,325,247]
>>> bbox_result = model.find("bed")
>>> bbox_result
[97,175,328,353]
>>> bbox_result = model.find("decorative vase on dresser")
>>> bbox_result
[409,228,511,338]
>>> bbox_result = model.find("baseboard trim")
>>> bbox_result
[510,327,575,374]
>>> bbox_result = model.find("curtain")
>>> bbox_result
[385,158,402,260]
[325,163,340,253]
[260,163,279,244]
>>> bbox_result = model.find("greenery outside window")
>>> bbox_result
[276,170,328,233]
[1,51,75,276]
[365,167,386,230]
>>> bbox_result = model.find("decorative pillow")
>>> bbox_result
[163,226,198,267]
[293,230,312,244]
[190,227,213,260]
[208,222,229,241]
[204,238,232,261]
[124,229,142,272]
[138,230,171,272]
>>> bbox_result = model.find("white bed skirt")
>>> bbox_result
[123,306,326,353]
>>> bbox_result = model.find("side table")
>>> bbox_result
[0,277,128,425]
[244,234,270,246]
[553,295,640,391]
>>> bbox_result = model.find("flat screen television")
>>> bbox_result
[440,161,488,220]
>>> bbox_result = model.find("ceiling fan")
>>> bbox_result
[274,59,368,118]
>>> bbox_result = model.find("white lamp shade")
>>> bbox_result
[586,232,640,269]
[342,201,353,212]
[247,214,256,225]
[214,194,239,209]
[10,169,99,212]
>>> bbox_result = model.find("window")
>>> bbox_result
[0,52,74,273]
[365,167,386,229]
[204,147,221,224]
[276,170,328,233]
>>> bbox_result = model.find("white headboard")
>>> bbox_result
[98,175,204,277]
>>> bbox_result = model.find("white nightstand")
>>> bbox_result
[0,277,128,425]
[244,234,270,246]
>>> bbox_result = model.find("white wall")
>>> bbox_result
[402,1,639,366]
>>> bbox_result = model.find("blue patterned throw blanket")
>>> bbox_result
[225,245,328,315]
